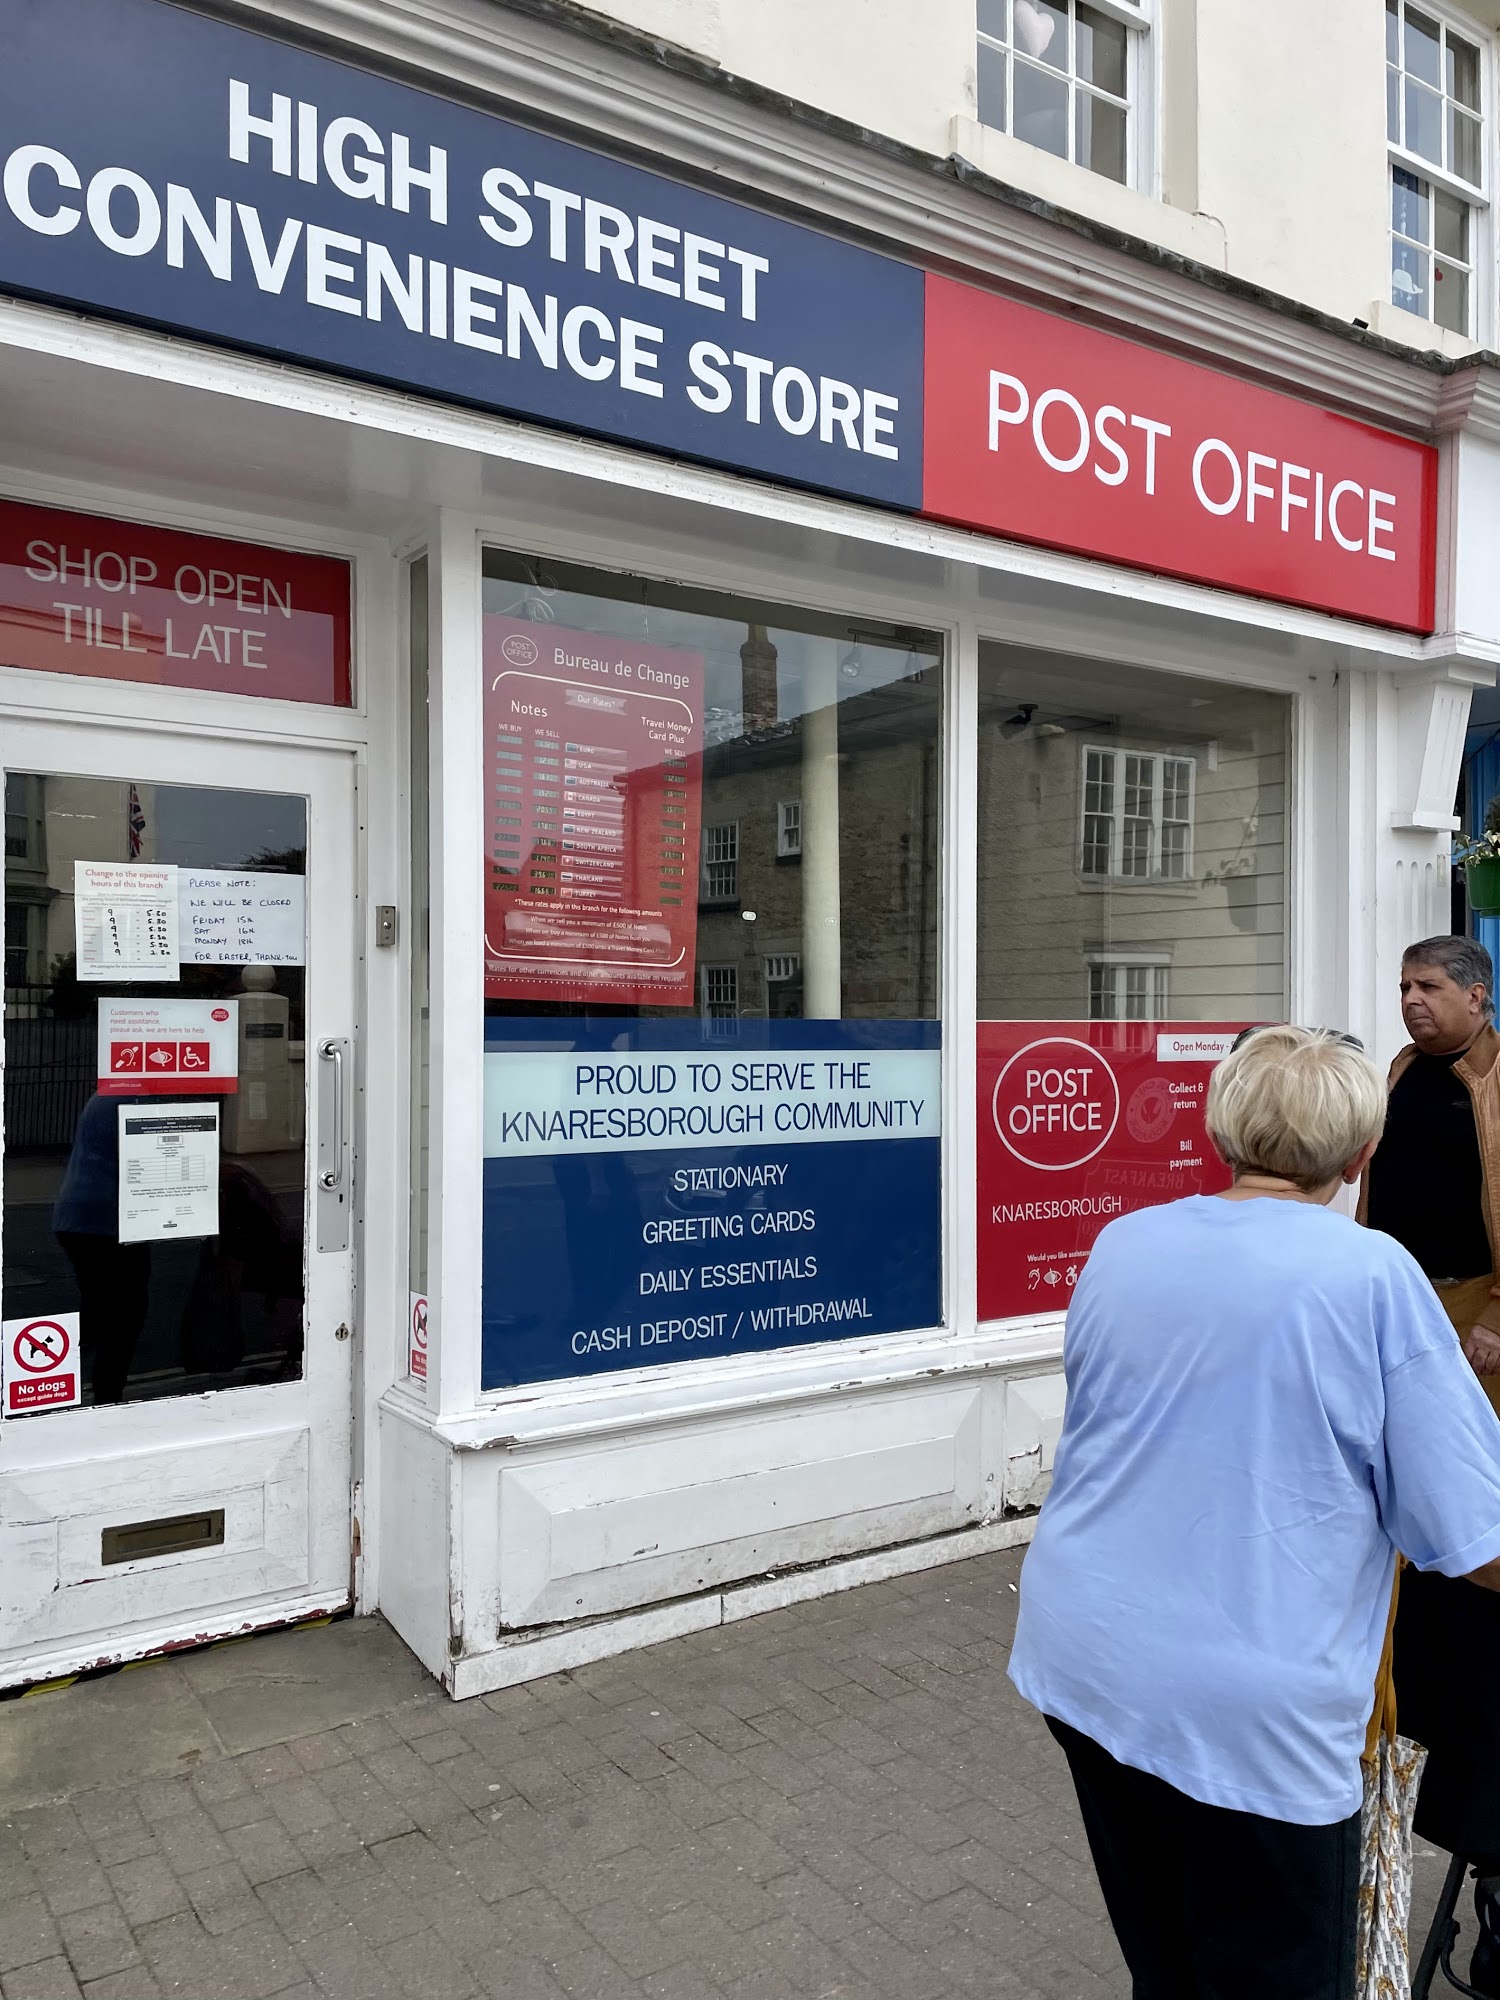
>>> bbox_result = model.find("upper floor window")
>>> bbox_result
[1387,0,1487,336]
[777,799,802,859]
[976,0,1148,187]
[700,822,738,903]
[1081,747,1194,883]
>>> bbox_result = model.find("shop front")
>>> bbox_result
[0,0,1492,1693]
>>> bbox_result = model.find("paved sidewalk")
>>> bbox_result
[0,1546,1132,2000]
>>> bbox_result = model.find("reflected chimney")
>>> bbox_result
[740,624,778,735]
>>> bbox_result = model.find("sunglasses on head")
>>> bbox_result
[1229,1025,1365,1054]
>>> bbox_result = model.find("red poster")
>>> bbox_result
[923,276,1437,633]
[977,1021,1251,1321]
[483,617,704,1007]
[0,500,352,705]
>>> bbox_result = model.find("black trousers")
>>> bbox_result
[57,1231,151,1405]
[1394,1564,1500,1868]
[1047,1718,1360,2000]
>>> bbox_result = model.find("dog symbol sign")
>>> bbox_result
[408,1294,429,1384]
[3,1311,81,1414]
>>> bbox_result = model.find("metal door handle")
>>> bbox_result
[318,1040,344,1193]
[316,1037,351,1253]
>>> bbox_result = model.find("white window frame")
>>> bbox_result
[776,799,802,859]
[764,952,801,985]
[700,820,739,901]
[1086,953,1171,1021]
[1386,0,1492,341]
[975,0,1155,193]
[1079,744,1196,883]
[700,963,739,1024]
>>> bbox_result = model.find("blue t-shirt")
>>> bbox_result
[1008,1195,1500,1825]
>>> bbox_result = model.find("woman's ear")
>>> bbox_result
[1342,1136,1380,1187]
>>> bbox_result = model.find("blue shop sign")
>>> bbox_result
[482,1019,941,1387]
[0,0,924,507]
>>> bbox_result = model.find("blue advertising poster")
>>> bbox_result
[0,0,924,507]
[482,1019,941,1387]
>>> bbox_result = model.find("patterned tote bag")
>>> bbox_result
[1357,1570,1428,2000]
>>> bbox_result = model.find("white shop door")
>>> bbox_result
[0,719,357,1686]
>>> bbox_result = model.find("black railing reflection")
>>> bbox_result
[4,984,95,1149]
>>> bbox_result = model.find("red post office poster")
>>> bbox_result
[483,617,704,1008]
[977,1021,1251,1321]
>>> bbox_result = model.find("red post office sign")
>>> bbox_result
[0,500,352,705]
[923,277,1438,633]
[977,1021,1250,1322]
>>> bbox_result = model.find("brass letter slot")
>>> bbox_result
[101,1509,226,1566]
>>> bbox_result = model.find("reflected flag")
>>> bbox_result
[127,784,145,858]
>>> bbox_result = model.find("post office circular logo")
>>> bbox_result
[992,1038,1121,1172]
[501,634,540,667]
[12,1319,71,1372]
[1126,1076,1175,1147]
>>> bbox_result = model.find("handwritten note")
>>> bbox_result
[179,871,304,966]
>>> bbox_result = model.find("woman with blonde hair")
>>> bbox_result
[1009,1025,1500,2000]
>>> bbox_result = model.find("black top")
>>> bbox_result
[1366,1049,1492,1281]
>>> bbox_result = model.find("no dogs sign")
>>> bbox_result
[3,1312,82,1415]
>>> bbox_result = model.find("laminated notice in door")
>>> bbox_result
[179,871,305,966]
[98,998,239,1096]
[482,616,704,1008]
[75,861,179,980]
[118,1104,219,1243]
[3,1311,81,1415]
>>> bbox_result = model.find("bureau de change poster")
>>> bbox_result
[482,617,705,1008]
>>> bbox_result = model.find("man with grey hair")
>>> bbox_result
[1363,932,1500,1990]
[1366,933,1500,1387]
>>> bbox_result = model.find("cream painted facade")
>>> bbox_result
[586,0,1486,347]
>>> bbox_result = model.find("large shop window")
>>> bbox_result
[974,644,1289,1322]
[478,551,943,1390]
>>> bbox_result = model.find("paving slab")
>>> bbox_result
[0,1618,437,1814]
[0,1668,222,1816]
[175,1616,439,1755]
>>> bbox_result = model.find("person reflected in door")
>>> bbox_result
[179,1154,304,1383]
[1362,935,1500,1993]
[53,1090,149,1405]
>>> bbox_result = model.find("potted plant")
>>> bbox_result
[1456,795,1500,916]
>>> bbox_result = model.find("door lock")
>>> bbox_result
[334,1323,351,1342]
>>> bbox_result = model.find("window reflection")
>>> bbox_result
[977,649,1290,1024]
[480,553,942,1025]
[3,777,308,1405]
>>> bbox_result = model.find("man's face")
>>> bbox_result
[1401,960,1487,1052]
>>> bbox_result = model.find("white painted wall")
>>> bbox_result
[592,0,974,158]
[1194,0,1391,326]
[578,0,1466,354]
